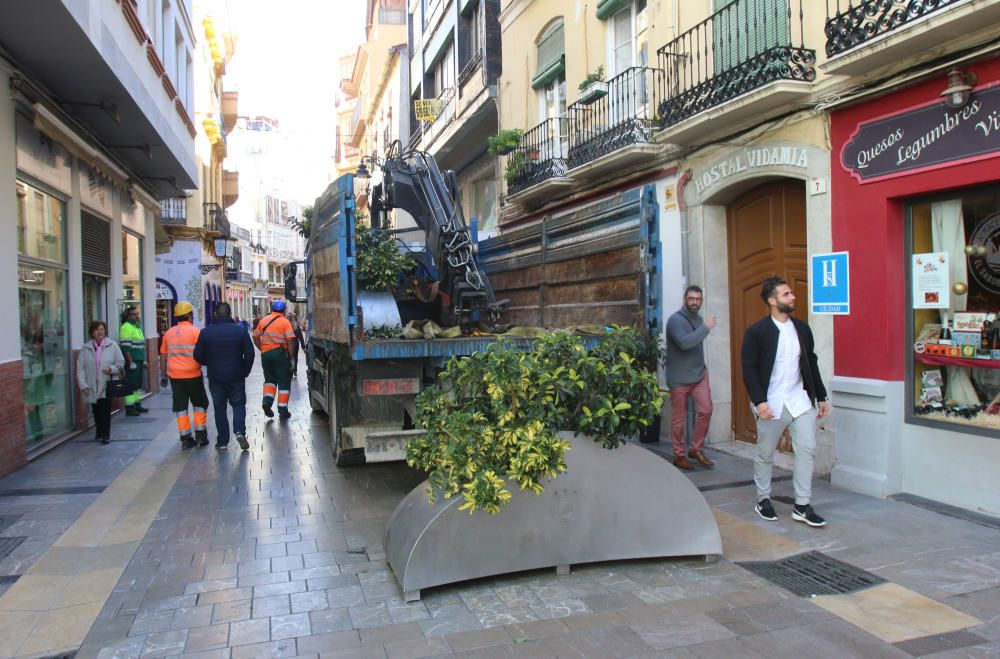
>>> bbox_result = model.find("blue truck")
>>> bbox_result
[286,148,662,466]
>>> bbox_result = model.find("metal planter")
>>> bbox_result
[385,432,722,601]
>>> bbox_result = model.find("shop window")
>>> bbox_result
[17,180,72,448]
[20,265,71,447]
[17,182,66,262]
[909,185,1000,432]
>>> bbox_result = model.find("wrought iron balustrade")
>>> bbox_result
[459,49,483,87]
[505,117,570,196]
[203,202,230,235]
[568,66,663,169]
[824,0,965,58]
[160,197,186,225]
[656,0,815,130]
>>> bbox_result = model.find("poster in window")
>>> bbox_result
[912,252,950,309]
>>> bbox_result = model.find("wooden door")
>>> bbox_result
[727,180,807,445]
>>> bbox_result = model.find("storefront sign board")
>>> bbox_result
[841,84,1000,183]
[810,251,850,315]
[912,252,950,309]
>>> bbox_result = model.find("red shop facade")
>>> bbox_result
[830,55,1000,516]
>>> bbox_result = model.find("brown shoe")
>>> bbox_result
[673,456,695,470]
[688,450,714,467]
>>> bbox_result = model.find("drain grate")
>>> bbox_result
[738,550,886,598]
[0,514,22,534]
[0,537,26,561]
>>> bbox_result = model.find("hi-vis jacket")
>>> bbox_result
[160,321,203,379]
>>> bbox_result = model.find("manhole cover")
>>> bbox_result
[738,550,886,597]
[0,537,26,561]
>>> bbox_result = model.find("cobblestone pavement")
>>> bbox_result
[0,355,998,658]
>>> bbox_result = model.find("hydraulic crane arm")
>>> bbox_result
[370,143,505,324]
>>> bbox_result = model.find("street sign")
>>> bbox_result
[810,251,850,315]
[414,99,443,121]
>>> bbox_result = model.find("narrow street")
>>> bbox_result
[0,356,996,658]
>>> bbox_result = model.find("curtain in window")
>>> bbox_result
[931,199,978,404]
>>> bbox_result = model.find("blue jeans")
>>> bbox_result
[208,379,247,444]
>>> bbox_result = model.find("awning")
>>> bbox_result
[531,55,565,90]
[596,0,631,20]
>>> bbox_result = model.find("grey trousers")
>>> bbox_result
[754,405,818,506]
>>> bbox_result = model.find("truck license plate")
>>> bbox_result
[362,378,420,396]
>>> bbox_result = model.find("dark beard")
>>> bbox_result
[685,304,700,314]
[777,302,795,314]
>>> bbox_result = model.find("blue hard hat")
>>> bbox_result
[272,300,287,312]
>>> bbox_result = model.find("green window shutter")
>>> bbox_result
[712,0,790,75]
[596,0,630,20]
[531,55,565,90]
[533,21,565,89]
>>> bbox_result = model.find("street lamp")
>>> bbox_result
[941,69,977,109]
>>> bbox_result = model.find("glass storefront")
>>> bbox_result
[17,180,72,447]
[122,231,143,317]
[909,184,1000,432]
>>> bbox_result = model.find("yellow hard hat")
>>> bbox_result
[173,301,194,317]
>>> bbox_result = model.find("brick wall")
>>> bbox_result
[0,359,27,477]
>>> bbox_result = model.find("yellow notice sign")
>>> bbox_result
[414,99,443,121]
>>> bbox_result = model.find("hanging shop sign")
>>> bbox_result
[912,252,950,309]
[809,252,850,315]
[841,84,1000,183]
[414,99,443,121]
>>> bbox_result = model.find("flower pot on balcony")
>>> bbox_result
[578,80,608,105]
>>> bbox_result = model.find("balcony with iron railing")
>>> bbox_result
[504,117,574,202]
[655,0,815,144]
[160,197,187,225]
[203,202,230,236]
[567,66,663,175]
[823,0,1000,75]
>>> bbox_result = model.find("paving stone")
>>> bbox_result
[327,585,367,609]
[271,612,313,640]
[318,647,388,659]
[142,629,189,657]
[541,624,652,658]
[184,624,231,652]
[381,636,451,659]
[213,600,253,624]
[252,580,308,598]
[445,627,513,652]
[229,618,271,647]
[296,630,362,655]
[230,637,298,659]
[309,607,354,635]
[199,588,254,607]
[291,589,329,613]
[629,611,735,650]
[894,630,990,656]
[358,622,425,646]
[253,595,292,618]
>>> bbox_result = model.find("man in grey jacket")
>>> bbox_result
[665,286,716,470]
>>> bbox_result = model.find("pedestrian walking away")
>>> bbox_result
[160,301,210,449]
[741,276,830,527]
[194,302,255,450]
[665,285,716,470]
[119,305,149,416]
[77,320,125,444]
[253,300,298,420]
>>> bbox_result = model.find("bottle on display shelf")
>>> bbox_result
[939,321,953,346]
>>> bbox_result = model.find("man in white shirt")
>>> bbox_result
[741,276,830,527]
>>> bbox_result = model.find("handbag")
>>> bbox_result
[106,378,133,399]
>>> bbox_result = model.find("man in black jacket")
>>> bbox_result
[194,303,255,451]
[741,276,829,527]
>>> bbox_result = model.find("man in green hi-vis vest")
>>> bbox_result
[119,305,150,416]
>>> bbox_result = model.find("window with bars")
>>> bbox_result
[712,0,790,74]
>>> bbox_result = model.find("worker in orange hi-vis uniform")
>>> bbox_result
[253,300,298,420]
[159,301,210,449]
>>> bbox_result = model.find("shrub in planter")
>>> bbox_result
[354,212,413,291]
[504,151,527,185]
[405,327,663,514]
[487,129,523,156]
[578,65,606,92]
